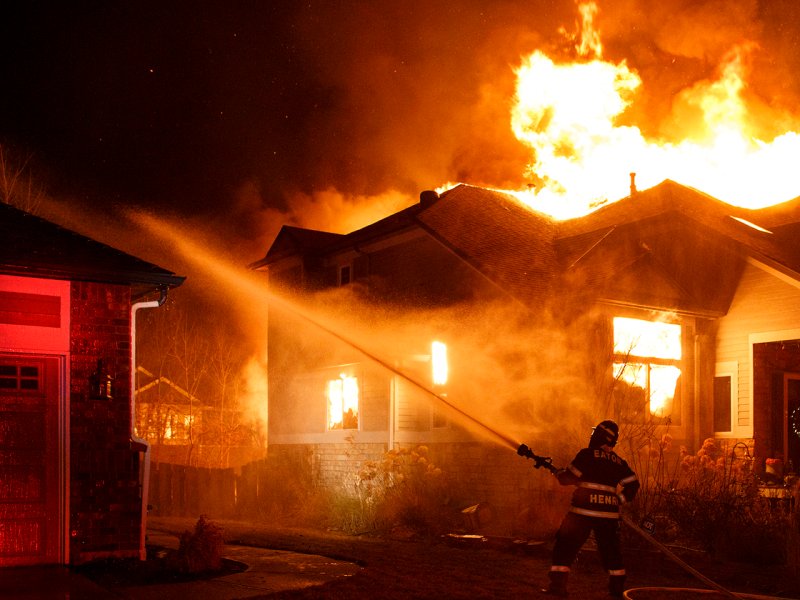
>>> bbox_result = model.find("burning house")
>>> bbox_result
[0,203,184,566]
[253,179,800,527]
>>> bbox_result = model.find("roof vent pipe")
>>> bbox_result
[419,190,439,206]
[630,172,637,196]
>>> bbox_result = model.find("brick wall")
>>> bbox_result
[69,281,142,563]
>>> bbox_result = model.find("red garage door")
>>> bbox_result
[0,356,60,566]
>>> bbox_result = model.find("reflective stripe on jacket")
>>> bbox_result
[558,447,639,519]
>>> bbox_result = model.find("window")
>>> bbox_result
[164,409,195,443]
[0,363,41,392]
[327,373,359,430]
[714,362,737,435]
[613,317,681,423]
[714,376,732,432]
[431,341,448,386]
[339,265,352,286]
[431,341,448,428]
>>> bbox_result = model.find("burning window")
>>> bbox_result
[612,317,681,421]
[431,341,448,386]
[163,409,194,443]
[327,373,359,430]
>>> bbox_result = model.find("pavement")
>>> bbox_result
[0,531,361,599]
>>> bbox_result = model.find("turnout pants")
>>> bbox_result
[550,511,627,595]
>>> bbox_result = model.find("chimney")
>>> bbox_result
[629,172,637,196]
[419,190,439,206]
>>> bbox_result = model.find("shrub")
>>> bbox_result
[661,439,791,562]
[171,515,225,574]
[348,445,455,537]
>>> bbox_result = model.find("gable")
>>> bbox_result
[560,214,746,315]
[250,225,345,269]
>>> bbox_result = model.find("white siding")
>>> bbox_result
[716,261,800,436]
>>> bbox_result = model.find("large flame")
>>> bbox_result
[508,2,800,219]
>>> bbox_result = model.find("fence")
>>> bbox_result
[149,459,279,519]
[149,448,313,519]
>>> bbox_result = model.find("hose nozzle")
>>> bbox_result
[517,443,557,473]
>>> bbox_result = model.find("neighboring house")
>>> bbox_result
[134,366,206,463]
[135,366,259,468]
[251,180,800,529]
[0,203,184,566]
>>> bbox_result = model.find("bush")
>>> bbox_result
[618,425,793,565]
[345,445,456,537]
[171,515,225,574]
[662,439,791,562]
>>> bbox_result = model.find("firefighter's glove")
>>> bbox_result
[517,444,533,459]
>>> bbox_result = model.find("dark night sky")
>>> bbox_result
[2,1,800,264]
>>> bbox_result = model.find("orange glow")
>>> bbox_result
[506,2,800,219]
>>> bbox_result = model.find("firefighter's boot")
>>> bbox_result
[541,570,568,596]
[608,574,626,598]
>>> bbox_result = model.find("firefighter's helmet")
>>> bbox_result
[590,420,619,448]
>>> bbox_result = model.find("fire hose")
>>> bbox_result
[516,443,745,599]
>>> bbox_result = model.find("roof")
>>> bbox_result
[415,184,557,304]
[255,180,800,315]
[0,202,185,293]
[249,225,346,269]
[135,367,204,406]
[249,203,427,269]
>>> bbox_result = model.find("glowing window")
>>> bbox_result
[431,341,448,386]
[327,373,359,430]
[163,409,194,442]
[613,317,681,421]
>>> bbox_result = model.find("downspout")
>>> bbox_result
[130,287,168,560]
[389,373,396,451]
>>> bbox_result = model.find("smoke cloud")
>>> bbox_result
[216,0,800,251]
[16,0,800,264]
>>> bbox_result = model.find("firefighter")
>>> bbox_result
[542,420,639,598]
